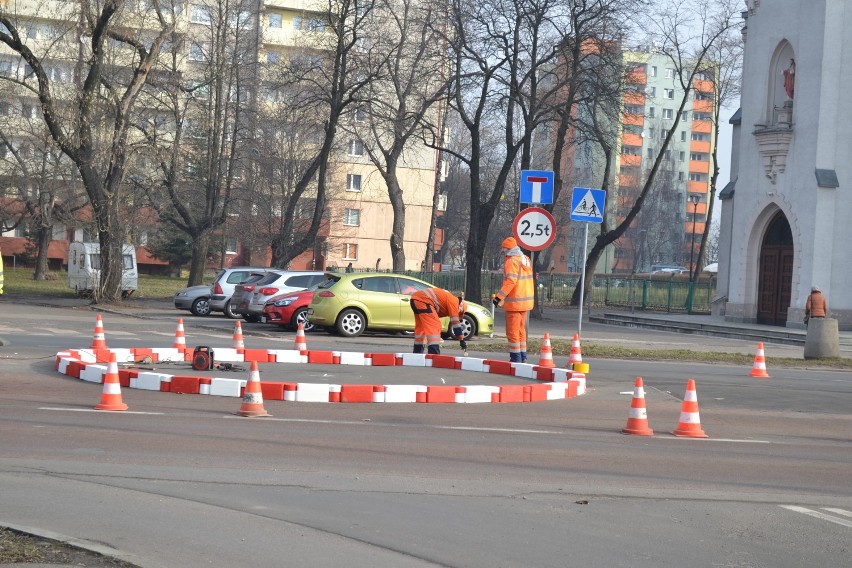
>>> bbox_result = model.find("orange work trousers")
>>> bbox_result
[410,297,443,354]
[505,310,528,360]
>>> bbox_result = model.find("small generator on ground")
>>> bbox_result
[192,346,214,371]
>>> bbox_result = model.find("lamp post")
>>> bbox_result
[687,194,701,313]
[688,194,701,280]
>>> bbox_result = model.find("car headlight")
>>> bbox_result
[273,298,296,307]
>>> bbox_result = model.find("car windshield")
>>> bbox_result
[317,276,341,290]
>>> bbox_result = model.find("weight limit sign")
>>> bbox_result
[512,207,556,251]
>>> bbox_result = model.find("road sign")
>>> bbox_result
[512,207,557,251]
[570,187,605,223]
[519,170,554,204]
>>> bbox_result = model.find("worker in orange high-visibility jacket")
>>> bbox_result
[493,236,534,363]
[409,287,467,354]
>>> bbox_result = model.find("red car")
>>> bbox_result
[261,288,315,331]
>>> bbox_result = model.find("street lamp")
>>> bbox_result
[688,194,701,281]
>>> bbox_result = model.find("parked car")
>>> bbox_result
[307,272,494,338]
[209,267,277,319]
[261,285,322,330]
[173,284,213,316]
[234,271,327,322]
[650,264,689,275]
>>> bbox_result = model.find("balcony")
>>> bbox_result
[620,154,642,167]
[624,92,645,105]
[622,133,643,147]
[693,79,714,93]
[690,140,711,154]
[692,120,712,134]
[692,100,714,113]
[688,181,709,195]
[689,160,710,174]
[623,113,644,126]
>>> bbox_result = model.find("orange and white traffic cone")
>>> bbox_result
[622,377,654,436]
[294,322,307,352]
[232,320,245,350]
[91,313,108,350]
[537,333,556,368]
[749,342,770,378]
[671,379,708,438]
[94,352,128,411]
[567,333,583,366]
[236,361,270,417]
[173,318,187,351]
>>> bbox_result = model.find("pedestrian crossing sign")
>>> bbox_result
[570,187,605,223]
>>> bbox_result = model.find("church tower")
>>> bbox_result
[717,0,850,329]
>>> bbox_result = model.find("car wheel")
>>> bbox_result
[243,313,261,323]
[291,307,314,332]
[190,297,211,317]
[461,314,477,338]
[335,308,366,337]
[223,300,240,319]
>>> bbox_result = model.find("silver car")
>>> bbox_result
[209,267,278,319]
[234,271,327,322]
[173,284,213,316]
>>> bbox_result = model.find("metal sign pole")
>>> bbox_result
[578,223,589,334]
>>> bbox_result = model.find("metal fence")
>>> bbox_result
[331,267,717,314]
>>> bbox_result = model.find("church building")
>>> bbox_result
[716,0,850,330]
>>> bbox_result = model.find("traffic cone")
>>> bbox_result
[236,361,270,417]
[567,333,583,366]
[294,322,308,352]
[749,342,770,378]
[232,320,245,350]
[537,333,556,368]
[173,318,187,351]
[94,352,128,411]
[91,313,108,350]
[622,377,654,436]
[671,379,708,438]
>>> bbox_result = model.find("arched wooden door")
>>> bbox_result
[757,213,794,326]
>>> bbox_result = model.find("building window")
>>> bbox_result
[648,106,655,118]
[344,208,360,226]
[647,148,654,159]
[190,5,212,24]
[266,51,279,64]
[353,107,367,122]
[624,105,642,115]
[689,172,706,182]
[188,42,207,62]
[665,68,674,79]
[662,108,673,119]
[661,129,668,140]
[690,152,707,161]
[681,111,689,121]
[347,173,362,192]
[648,127,655,138]
[664,89,675,100]
[678,171,685,181]
[649,66,657,77]
[226,238,237,253]
[343,243,358,260]
[268,13,282,28]
[664,149,672,160]
[680,131,687,141]
[647,86,656,97]
[693,112,712,121]
[691,132,709,141]
[348,139,364,156]
[679,151,685,161]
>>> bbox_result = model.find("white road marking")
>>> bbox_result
[656,437,771,443]
[435,426,563,434]
[823,508,852,518]
[780,505,852,529]
[40,407,164,415]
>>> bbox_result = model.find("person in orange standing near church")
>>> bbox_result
[409,287,467,354]
[493,236,534,363]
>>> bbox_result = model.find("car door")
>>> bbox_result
[395,277,432,328]
[356,276,403,328]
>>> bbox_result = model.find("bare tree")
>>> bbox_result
[352,0,448,272]
[0,1,176,301]
[135,0,259,285]
[267,0,380,267]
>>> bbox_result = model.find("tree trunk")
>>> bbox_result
[188,235,210,286]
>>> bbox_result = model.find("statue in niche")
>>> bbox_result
[783,58,795,99]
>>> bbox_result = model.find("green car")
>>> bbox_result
[307,272,494,338]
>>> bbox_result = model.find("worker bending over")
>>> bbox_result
[409,288,467,354]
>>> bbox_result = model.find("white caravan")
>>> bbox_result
[67,242,138,297]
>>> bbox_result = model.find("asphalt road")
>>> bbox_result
[1,302,850,568]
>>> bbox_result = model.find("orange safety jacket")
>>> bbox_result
[495,252,534,312]
[411,288,464,325]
